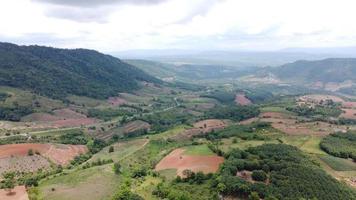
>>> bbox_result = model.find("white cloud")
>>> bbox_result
[0,0,356,52]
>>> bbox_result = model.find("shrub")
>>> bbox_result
[109,146,114,153]
[251,170,267,182]
[28,149,34,156]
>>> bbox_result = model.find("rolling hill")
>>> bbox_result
[273,58,356,83]
[0,42,160,99]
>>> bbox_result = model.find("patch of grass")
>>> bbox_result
[39,165,121,200]
[149,125,189,140]
[299,136,327,155]
[31,128,82,137]
[220,138,279,152]
[66,95,106,107]
[280,135,311,147]
[183,144,214,156]
[157,169,177,182]
[319,155,356,171]
[87,139,148,163]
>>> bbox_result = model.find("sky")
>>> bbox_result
[1,0,356,52]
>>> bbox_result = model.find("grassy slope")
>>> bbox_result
[183,144,215,156]
[39,165,121,200]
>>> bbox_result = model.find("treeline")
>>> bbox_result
[58,131,90,145]
[215,144,356,200]
[0,129,89,145]
[138,108,194,132]
[204,105,260,121]
[204,122,271,141]
[0,105,33,121]
[244,89,274,103]
[286,105,342,118]
[320,131,356,160]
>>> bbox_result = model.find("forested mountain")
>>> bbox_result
[272,58,356,83]
[0,42,160,99]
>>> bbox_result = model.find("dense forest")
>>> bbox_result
[204,105,260,121]
[0,42,160,99]
[216,144,356,200]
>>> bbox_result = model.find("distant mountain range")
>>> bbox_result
[0,42,160,99]
[125,59,256,82]
[114,47,356,67]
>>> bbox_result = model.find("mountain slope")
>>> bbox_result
[125,59,257,82]
[0,42,160,99]
[273,58,356,83]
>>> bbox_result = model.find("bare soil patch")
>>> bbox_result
[342,102,356,108]
[50,118,97,128]
[193,119,226,132]
[0,186,29,200]
[235,94,252,106]
[236,170,254,182]
[0,143,87,166]
[261,114,340,136]
[172,119,227,141]
[53,108,87,119]
[243,112,347,136]
[340,109,356,119]
[21,113,61,122]
[21,108,97,128]
[123,120,151,134]
[155,148,224,177]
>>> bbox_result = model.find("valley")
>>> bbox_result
[0,43,355,200]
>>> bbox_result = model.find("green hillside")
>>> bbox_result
[0,42,160,99]
[273,58,356,83]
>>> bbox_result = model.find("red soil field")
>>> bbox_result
[0,143,87,166]
[193,119,226,132]
[340,109,356,119]
[235,94,252,106]
[172,119,227,141]
[22,113,61,122]
[123,120,151,133]
[241,112,347,136]
[155,148,224,177]
[0,185,29,200]
[108,97,127,106]
[52,108,87,119]
[342,102,356,108]
[50,118,97,128]
[22,108,97,128]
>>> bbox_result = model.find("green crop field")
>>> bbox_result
[87,139,148,163]
[183,144,215,156]
[319,155,356,171]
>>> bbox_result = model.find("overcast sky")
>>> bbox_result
[0,0,356,52]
